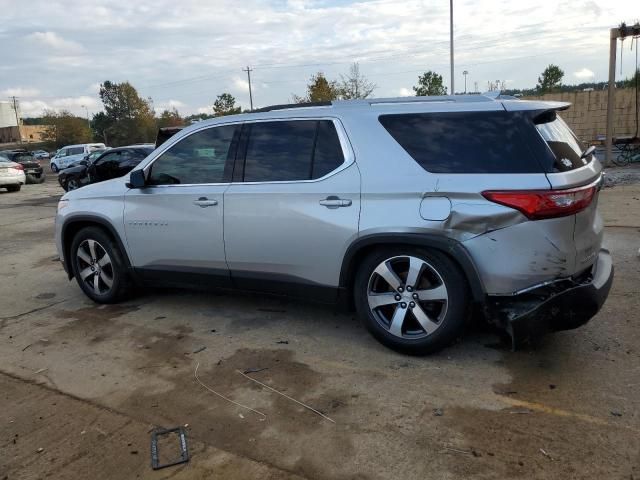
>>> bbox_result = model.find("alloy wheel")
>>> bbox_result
[76,239,114,295]
[67,178,79,191]
[367,255,448,339]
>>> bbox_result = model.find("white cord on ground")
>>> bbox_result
[194,362,266,419]
[236,370,335,424]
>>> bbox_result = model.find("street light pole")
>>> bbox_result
[449,0,454,95]
[462,70,468,94]
[81,105,90,127]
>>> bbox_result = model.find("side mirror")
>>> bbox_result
[126,169,146,189]
[79,160,88,166]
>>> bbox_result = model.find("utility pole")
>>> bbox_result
[449,0,454,95]
[462,70,468,94]
[243,66,254,110]
[10,96,22,143]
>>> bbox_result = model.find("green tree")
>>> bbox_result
[413,71,447,96]
[157,108,185,128]
[41,110,92,148]
[537,64,564,93]
[623,68,640,88]
[338,63,377,99]
[213,93,241,117]
[293,72,341,103]
[97,80,157,146]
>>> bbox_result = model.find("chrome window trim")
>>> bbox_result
[138,116,355,188]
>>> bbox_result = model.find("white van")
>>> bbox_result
[50,143,106,172]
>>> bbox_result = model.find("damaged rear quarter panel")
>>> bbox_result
[462,216,577,295]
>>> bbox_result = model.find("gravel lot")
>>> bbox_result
[1,168,639,479]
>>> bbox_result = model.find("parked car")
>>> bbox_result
[31,149,50,160]
[0,155,26,192]
[68,148,109,168]
[0,149,45,183]
[50,143,106,172]
[54,95,613,354]
[57,145,153,191]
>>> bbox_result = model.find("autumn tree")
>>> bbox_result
[157,108,185,128]
[41,110,92,148]
[96,80,157,146]
[213,93,241,116]
[537,64,564,93]
[293,72,341,103]
[338,63,377,99]
[413,71,447,96]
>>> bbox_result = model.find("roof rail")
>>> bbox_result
[252,101,332,113]
[363,94,497,106]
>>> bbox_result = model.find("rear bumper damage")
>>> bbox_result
[486,249,613,349]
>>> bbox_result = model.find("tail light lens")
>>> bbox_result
[482,182,598,220]
[12,164,24,171]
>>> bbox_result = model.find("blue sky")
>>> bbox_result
[0,0,637,117]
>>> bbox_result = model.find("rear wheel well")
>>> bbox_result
[340,239,485,309]
[62,220,129,278]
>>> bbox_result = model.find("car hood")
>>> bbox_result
[60,164,87,176]
[62,176,128,201]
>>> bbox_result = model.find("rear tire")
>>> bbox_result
[26,174,45,184]
[5,185,21,192]
[354,247,469,355]
[70,227,131,304]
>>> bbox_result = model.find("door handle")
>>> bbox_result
[319,196,352,209]
[193,197,218,208]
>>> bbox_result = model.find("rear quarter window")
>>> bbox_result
[534,114,589,172]
[379,111,543,173]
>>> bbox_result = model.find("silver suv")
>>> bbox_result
[54,95,613,354]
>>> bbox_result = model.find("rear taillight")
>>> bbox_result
[482,182,597,220]
[12,164,24,171]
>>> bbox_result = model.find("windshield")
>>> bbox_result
[535,115,589,171]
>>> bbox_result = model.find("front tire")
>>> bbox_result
[70,227,131,303]
[51,163,59,173]
[65,177,80,191]
[354,247,469,355]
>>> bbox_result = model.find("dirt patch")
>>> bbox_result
[53,304,141,344]
[32,255,59,269]
[117,348,359,479]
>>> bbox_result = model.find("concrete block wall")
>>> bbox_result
[523,88,639,142]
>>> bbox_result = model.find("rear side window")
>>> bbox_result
[379,111,542,173]
[535,115,589,171]
[148,124,237,185]
[68,147,84,155]
[242,120,345,182]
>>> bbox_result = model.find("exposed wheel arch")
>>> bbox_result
[61,217,132,280]
[339,234,486,306]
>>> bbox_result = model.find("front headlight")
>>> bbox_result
[57,199,69,211]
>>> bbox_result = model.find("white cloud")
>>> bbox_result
[19,100,50,117]
[51,96,99,110]
[1,87,40,97]
[197,106,213,114]
[574,68,595,80]
[155,99,186,113]
[232,77,250,92]
[398,87,412,97]
[26,31,84,54]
